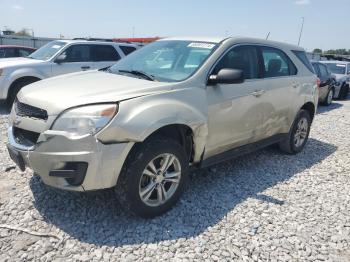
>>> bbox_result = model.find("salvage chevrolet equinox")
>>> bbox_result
[7,37,318,218]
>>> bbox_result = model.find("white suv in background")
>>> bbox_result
[0,40,138,105]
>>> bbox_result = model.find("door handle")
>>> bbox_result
[251,90,265,97]
[81,66,91,70]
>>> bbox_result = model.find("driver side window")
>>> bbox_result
[60,45,91,62]
[213,46,259,79]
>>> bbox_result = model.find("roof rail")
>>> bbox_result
[72,38,114,42]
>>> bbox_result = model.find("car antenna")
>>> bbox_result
[266,32,270,40]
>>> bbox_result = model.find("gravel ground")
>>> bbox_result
[0,100,350,262]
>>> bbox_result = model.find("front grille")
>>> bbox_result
[13,127,40,146]
[15,101,48,120]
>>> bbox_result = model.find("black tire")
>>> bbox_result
[6,78,38,106]
[338,84,349,100]
[279,109,311,154]
[321,88,333,106]
[116,137,189,218]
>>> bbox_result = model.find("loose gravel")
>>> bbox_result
[0,101,350,261]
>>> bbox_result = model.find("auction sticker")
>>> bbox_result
[188,42,215,49]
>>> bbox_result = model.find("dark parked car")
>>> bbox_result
[311,61,335,106]
[0,45,36,58]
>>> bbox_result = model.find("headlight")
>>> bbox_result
[52,104,118,136]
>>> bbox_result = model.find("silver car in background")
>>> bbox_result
[320,61,350,99]
[7,37,318,217]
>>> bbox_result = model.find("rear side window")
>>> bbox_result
[312,63,320,76]
[292,50,314,73]
[318,64,329,77]
[0,48,4,58]
[3,48,16,58]
[213,45,259,79]
[120,46,137,56]
[261,47,297,78]
[92,45,121,61]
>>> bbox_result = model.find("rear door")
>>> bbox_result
[257,46,299,138]
[51,44,95,76]
[91,44,121,69]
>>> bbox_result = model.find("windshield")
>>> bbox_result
[109,40,217,82]
[29,41,66,61]
[323,63,346,75]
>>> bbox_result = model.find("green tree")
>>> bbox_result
[13,29,31,37]
[313,48,322,54]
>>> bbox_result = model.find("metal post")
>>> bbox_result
[298,17,305,46]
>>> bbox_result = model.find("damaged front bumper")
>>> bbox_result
[7,126,134,191]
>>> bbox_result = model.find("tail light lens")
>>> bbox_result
[316,78,321,88]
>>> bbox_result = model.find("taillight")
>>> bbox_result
[316,78,321,88]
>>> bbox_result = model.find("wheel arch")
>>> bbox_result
[7,76,41,98]
[300,101,316,121]
[129,124,197,165]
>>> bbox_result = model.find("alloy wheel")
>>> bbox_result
[294,117,309,148]
[139,153,181,207]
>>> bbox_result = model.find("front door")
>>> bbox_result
[205,45,266,158]
[51,44,95,76]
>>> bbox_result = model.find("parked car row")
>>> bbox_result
[0,40,138,105]
[4,36,319,217]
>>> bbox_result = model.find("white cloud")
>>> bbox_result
[12,5,23,10]
[294,0,311,5]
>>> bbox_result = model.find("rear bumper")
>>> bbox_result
[7,126,134,191]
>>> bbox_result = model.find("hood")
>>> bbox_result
[333,74,347,81]
[0,57,44,71]
[18,70,173,115]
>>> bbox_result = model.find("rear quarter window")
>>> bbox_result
[120,46,137,56]
[292,50,315,74]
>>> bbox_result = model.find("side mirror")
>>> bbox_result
[208,68,244,85]
[55,54,67,64]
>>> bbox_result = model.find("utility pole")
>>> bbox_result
[132,26,135,38]
[298,17,305,46]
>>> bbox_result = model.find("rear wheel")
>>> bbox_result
[338,84,349,100]
[116,137,189,218]
[322,88,333,106]
[279,109,311,154]
[7,78,39,106]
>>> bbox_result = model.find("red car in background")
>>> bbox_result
[0,45,36,58]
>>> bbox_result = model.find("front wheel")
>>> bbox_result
[116,137,189,218]
[322,88,333,106]
[279,109,311,154]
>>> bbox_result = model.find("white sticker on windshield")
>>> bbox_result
[337,64,346,67]
[188,43,215,49]
[52,45,61,49]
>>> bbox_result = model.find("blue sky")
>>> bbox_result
[0,0,349,51]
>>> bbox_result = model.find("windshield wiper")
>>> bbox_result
[118,70,156,81]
